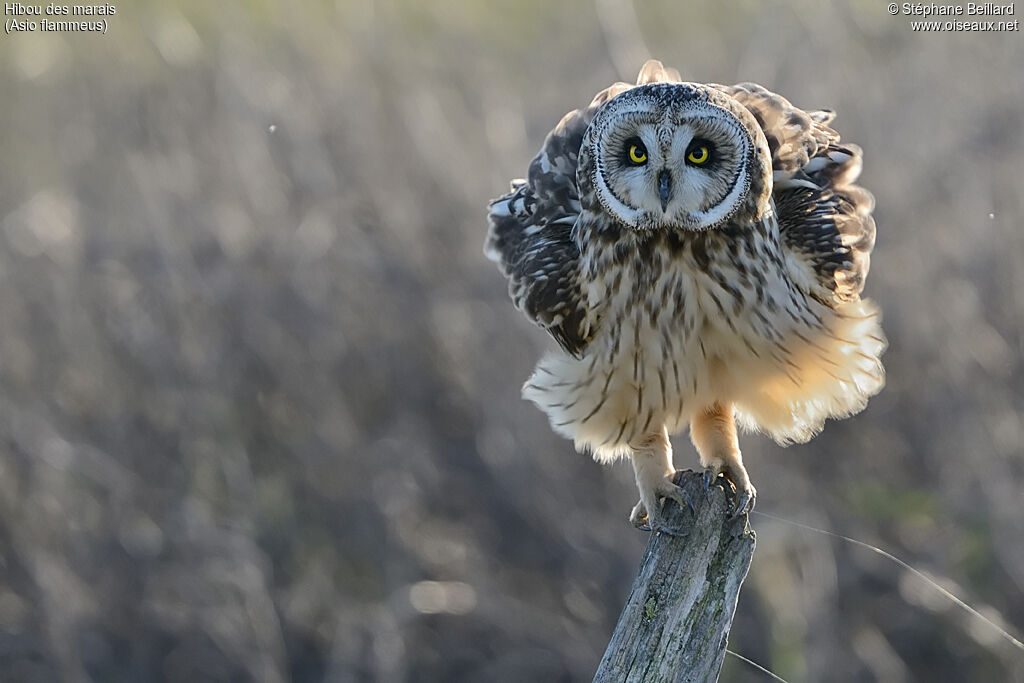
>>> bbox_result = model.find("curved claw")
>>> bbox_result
[630,500,650,530]
[629,474,695,535]
[650,520,686,537]
[702,466,722,496]
[631,508,686,536]
[730,487,756,519]
[663,480,696,515]
[720,468,756,518]
[703,466,756,517]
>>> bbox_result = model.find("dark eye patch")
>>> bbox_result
[686,138,713,165]
[624,137,647,166]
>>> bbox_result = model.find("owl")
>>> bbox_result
[485,61,885,533]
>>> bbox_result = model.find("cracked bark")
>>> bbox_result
[594,470,756,683]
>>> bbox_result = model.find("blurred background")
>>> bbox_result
[0,1,1022,681]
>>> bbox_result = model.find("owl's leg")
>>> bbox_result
[690,402,756,517]
[628,427,693,535]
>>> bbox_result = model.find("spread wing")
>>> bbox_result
[485,81,633,357]
[712,83,876,303]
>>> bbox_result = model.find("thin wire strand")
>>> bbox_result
[752,510,1024,653]
[726,649,791,683]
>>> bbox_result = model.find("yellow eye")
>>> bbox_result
[628,143,647,165]
[687,145,710,165]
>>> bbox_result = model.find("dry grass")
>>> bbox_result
[0,2,1021,681]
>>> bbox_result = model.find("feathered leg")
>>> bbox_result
[628,427,693,534]
[690,402,756,516]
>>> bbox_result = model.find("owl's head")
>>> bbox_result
[579,83,773,232]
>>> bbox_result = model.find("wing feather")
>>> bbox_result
[488,64,875,357]
[711,83,876,302]
[485,80,635,356]
[485,60,686,355]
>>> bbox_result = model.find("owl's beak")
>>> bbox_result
[658,170,672,212]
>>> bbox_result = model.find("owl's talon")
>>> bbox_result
[661,479,695,516]
[731,487,756,518]
[700,462,755,517]
[631,507,685,537]
[629,500,649,529]
[718,471,756,518]
[651,520,685,537]
[629,475,693,534]
[702,466,722,496]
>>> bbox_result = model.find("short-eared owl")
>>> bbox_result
[485,61,884,533]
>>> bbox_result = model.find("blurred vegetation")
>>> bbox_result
[0,1,1022,681]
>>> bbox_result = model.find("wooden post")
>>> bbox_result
[594,471,755,683]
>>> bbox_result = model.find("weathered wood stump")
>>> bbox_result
[594,470,755,683]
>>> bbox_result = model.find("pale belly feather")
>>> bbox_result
[522,244,885,463]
